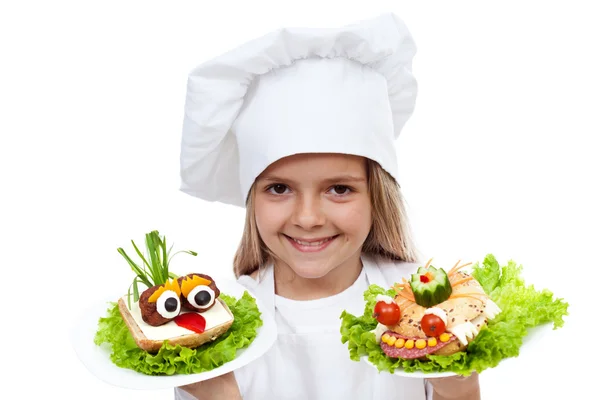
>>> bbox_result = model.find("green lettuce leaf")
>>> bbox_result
[94,291,262,375]
[340,254,569,376]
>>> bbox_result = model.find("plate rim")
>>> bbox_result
[360,322,555,378]
[360,356,458,378]
[70,279,277,390]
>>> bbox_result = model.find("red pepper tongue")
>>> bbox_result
[174,313,206,334]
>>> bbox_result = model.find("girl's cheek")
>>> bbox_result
[328,201,371,226]
[256,201,291,230]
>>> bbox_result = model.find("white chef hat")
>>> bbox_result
[180,12,417,207]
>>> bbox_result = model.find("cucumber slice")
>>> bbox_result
[409,266,452,307]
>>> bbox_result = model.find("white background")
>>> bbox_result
[1,0,597,399]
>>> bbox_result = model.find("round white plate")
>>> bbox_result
[70,279,276,390]
[361,357,457,378]
[362,322,553,378]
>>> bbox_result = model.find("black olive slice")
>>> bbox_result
[188,285,215,309]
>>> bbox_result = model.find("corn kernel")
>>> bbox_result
[428,337,437,347]
[394,338,405,348]
[415,339,427,349]
[405,339,415,349]
[382,334,390,343]
[440,333,451,342]
[387,336,397,346]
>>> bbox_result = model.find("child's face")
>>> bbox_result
[254,153,372,279]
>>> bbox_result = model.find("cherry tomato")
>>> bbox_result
[373,301,401,326]
[420,314,446,336]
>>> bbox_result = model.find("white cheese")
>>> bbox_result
[482,299,502,320]
[448,321,478,346]
[375,294,394,304]
[124,296,234,341]
[424,307,448,325]
[371,323,389,343]
[448,315,488,346]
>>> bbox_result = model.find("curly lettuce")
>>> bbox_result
[340,254,569,375]
[94,291,262,375]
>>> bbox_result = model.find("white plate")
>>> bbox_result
[362,322,553,378]
[70,279,276,390]
[361,357,457,378]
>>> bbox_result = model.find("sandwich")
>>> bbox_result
[372,259,502,359]
[118,273,234,353]
[116,231,234,353]
[340,254,569,376]
[94,230,263,376]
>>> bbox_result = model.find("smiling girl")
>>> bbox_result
[250,153,374,295]
[175,13,480,400]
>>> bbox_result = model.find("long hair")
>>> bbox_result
[233,159,418,278]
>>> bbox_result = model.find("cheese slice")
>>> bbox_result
[123,296,234,341]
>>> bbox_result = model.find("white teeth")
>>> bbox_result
[372,323,388,344]
[448,321,479,346]
[482,299,502,320]
[291,236,332,246]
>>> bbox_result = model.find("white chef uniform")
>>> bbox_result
[174,255,433,400]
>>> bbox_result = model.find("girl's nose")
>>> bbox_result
[290,195,326,229]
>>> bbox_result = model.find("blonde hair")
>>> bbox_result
[233,159,418,278]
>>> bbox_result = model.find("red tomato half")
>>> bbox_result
[373,301,401,326]
[421,314,446,336]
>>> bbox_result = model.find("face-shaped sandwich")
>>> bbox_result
[138,273,221,327]
[373,260,502,360]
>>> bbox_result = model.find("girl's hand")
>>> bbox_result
[178,372,242,400]
[428,372,480,400]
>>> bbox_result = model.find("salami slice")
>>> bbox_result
[380,332,457,359]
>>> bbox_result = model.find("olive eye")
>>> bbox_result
[187,285,215,309]
[156,290,181,319]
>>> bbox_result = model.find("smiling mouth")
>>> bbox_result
[284,234,339,247]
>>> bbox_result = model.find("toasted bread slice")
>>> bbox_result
[118,297,234,353]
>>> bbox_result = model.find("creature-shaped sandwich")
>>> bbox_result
[372,259,502,359]
[116,231,234,353]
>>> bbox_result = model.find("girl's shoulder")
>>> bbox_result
[237,271,259,289]
[364,254,420,287]
[236,265,269,290]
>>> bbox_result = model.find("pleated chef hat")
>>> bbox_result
[180,13,417,207]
